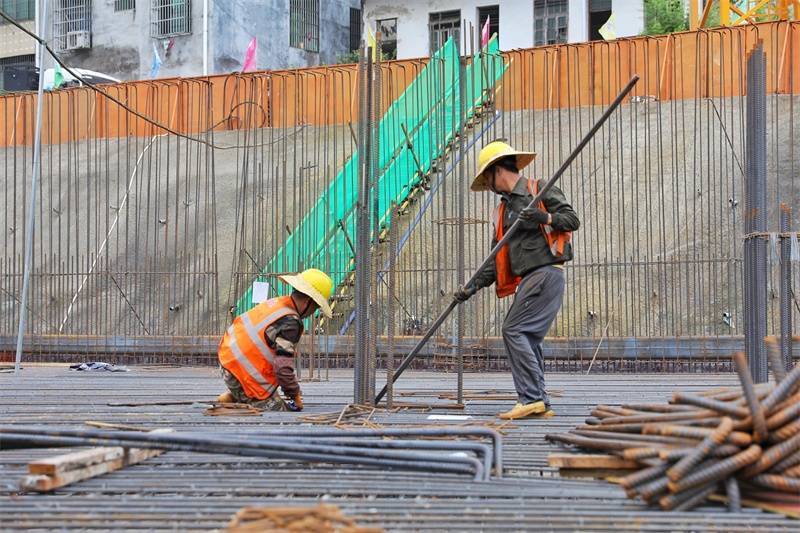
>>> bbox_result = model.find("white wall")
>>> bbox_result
[364,0,645,60]
[611,0,645,37]
[364,1,535,59]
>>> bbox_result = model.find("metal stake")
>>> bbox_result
[15,0,49,374]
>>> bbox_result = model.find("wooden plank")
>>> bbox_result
[21,447,165,492]
[28,447,124,476]
[548,453,638,470]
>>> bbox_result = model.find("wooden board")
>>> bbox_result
[28,447,124,475]
[21,447,164,492]
[548,453,638,470]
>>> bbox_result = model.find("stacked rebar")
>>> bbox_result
[546,352,800,512]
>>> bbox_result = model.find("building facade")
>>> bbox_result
[363,0,645,59]
[0,1,362,84]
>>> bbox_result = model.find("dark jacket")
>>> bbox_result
[472,177,580,290]
[264,315,303,397]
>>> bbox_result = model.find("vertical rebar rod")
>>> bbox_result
[456,54,466,403]
[386,202,397,409]
[354,46,374,404]
[14,0,49,374]
[367,39,382,403]
[744,41,768,383]
[779,204,793,372]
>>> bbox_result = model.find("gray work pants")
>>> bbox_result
[501,265,565,407]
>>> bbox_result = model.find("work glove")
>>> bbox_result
[518,205,550,225]
[453,285,478,303]
[293,393,304,410]
[285,398,302,412]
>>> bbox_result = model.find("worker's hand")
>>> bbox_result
[453,285,478,303]
[293,393,304,410]
[519,205,550,225]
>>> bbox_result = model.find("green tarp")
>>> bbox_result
[234,36,506,316]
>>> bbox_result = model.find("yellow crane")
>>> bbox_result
[689,0,798,29]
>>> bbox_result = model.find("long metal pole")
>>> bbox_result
[15,0,49,374]
[375,75,640,403]
[203,0,209,75]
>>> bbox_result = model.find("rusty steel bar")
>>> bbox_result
[374,75,641,404]
[749,473,800,492]
[670,392,749,419]
[666,418,733,482]
[666,445,762,494]
[732,351,768,442]
[741,432,800,478]
[725,477,741,512]
[643,423,752,447]
[761,363,800,413]
[669,483,718,512]
[620,463,670,490]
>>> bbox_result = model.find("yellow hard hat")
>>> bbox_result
[279,268,334,318]
[471,141,536,192]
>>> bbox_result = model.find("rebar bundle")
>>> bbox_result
[546,352,800,512]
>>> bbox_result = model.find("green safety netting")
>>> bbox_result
[234,36,506,316]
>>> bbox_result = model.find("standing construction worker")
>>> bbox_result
[455,141,580,420]
[217,268,333,411]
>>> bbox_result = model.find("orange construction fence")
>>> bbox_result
[0,21,797,148]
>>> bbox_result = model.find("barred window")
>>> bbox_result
[0,54,35,91]
[289,0,319,53]
[377,18,396,60]
[151,0,191,38]
[0,0,35,21]
[349,7,360,52]
[115,0,135,11]
[429,10,460,55]
[476,5,499,44]
[53,0,92,52]
[534,0,568,46]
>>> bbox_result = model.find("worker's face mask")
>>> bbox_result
[298,296,318,319]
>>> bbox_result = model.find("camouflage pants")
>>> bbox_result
[220,367,287,411]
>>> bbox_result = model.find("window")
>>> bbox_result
[151,0,191,38]
[0,54,35,92]
[349,7,361,52]
[115,0,135,11]
[476,5,499,45]
[53,0,92,52]
[533,0,568,46]
[0,0,35,21]
[290,0,320,53]
[377,18,397,60]
[588,0,611,41]
[429,10,460,55]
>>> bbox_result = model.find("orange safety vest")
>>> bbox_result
[218,296,301,400]
[493,178,572,298]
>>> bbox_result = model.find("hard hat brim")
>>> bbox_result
[279,274,333,318]
[471,151,536,192]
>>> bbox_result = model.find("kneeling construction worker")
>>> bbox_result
[455,141,580,420]
[217,268,334,411]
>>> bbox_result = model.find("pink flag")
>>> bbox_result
[242,38,257,72]
[481,16,490,47]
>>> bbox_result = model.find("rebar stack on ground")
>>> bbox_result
[545,352,800,512]
[0,425,500,482]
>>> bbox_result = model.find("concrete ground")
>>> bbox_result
[0,365,796,531]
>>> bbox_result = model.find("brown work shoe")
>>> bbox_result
[216,391,235,403]
[498,400,547,420]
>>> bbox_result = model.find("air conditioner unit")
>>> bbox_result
[65,30,91,51]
